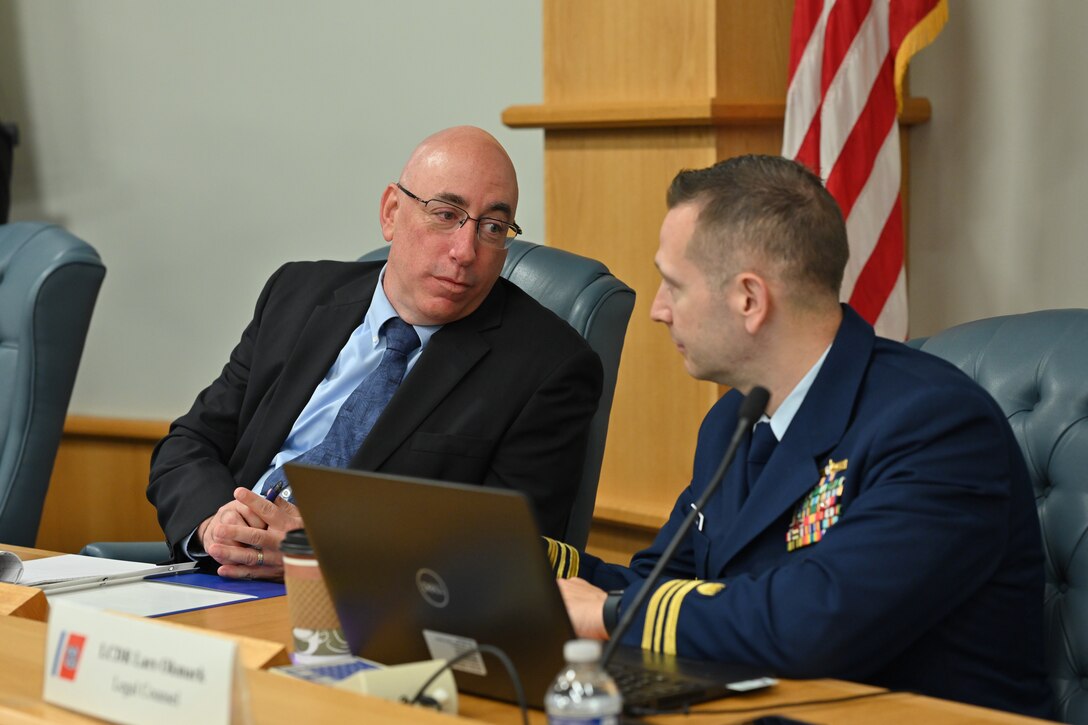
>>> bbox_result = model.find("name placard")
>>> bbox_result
[43,599,241,725]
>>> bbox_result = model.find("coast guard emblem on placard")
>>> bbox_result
[786,458,847,551]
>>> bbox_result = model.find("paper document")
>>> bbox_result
[0,549,23,583]
[48,578,255,617]
[1,552,198,592]
[14,553,160,587]
[3,553,277,617]
[37,561,197,593]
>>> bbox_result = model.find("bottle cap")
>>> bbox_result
[564,638,602,663]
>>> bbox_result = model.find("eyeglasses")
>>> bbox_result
[395,182,522,250]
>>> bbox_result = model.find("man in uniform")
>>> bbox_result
[552,155,1051,718]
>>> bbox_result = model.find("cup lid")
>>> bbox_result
[279,528,313,555]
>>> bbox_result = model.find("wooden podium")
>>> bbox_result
[504,0,930,559]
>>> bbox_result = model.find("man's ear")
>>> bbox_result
[379,184,399,242]
[736,271,771,334]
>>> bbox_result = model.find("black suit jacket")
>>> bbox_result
[149,261,603,560]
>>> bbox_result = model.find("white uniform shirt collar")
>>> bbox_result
[762,344,833,441]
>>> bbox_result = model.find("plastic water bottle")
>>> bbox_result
[544,639,623,724]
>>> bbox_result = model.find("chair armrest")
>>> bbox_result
[79,541,171,564]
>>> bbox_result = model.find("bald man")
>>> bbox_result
[149,127,604,578]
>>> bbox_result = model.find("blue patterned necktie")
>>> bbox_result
[745,421,778,495]
[261,317,420,501]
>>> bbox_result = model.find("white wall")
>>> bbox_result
[908,0,1088,336]
[0,0,543,418]
[4,1,1084,417]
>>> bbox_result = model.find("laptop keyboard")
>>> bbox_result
[274,656,378,684]
[606,661,712,708]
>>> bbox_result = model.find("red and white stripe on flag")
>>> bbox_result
[782,0,947,339]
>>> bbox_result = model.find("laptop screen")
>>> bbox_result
[286,463,575,705]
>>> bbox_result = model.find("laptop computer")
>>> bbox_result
[286,463,776,711]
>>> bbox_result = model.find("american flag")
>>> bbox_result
[782,0,947,339]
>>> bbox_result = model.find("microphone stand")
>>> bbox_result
[601,386,770,667]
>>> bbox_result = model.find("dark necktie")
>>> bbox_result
[261,317,420,500]
[745,421,778,494]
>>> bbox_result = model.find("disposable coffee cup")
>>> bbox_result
[280,528,351,663]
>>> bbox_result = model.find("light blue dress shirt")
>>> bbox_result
[760,344,832,442]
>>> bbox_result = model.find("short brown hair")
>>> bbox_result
[666,155,848,300]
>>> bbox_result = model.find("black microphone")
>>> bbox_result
[600,385,771,667]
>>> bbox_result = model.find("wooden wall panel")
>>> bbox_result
[586,518,658,566]
[36,417,166,553]
[545,128,721,528]
[715,0,793,101]
[544,0,716,102]
[512,1,797,549]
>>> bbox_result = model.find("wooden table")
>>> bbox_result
[163,582,1052,724]
[0,545,1052,723]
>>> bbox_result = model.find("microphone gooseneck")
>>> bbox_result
[600,386,770,667]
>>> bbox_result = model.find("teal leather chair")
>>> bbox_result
[910,310,1088,723]
[0,222,105,546]
[83,240,634,559]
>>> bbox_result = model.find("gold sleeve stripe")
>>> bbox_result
[642,579,688,652]
[541,537,579,579]
[642,580,672,650]
[652,580,692,652]
[561,542,578,574]
[545,537,558,569]
[662,580,703,655]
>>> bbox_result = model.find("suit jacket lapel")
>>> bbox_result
[240,270,380,484]
[708,306,875,573]
[350,281,506,471]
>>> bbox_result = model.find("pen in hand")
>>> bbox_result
[264,480,287,503]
